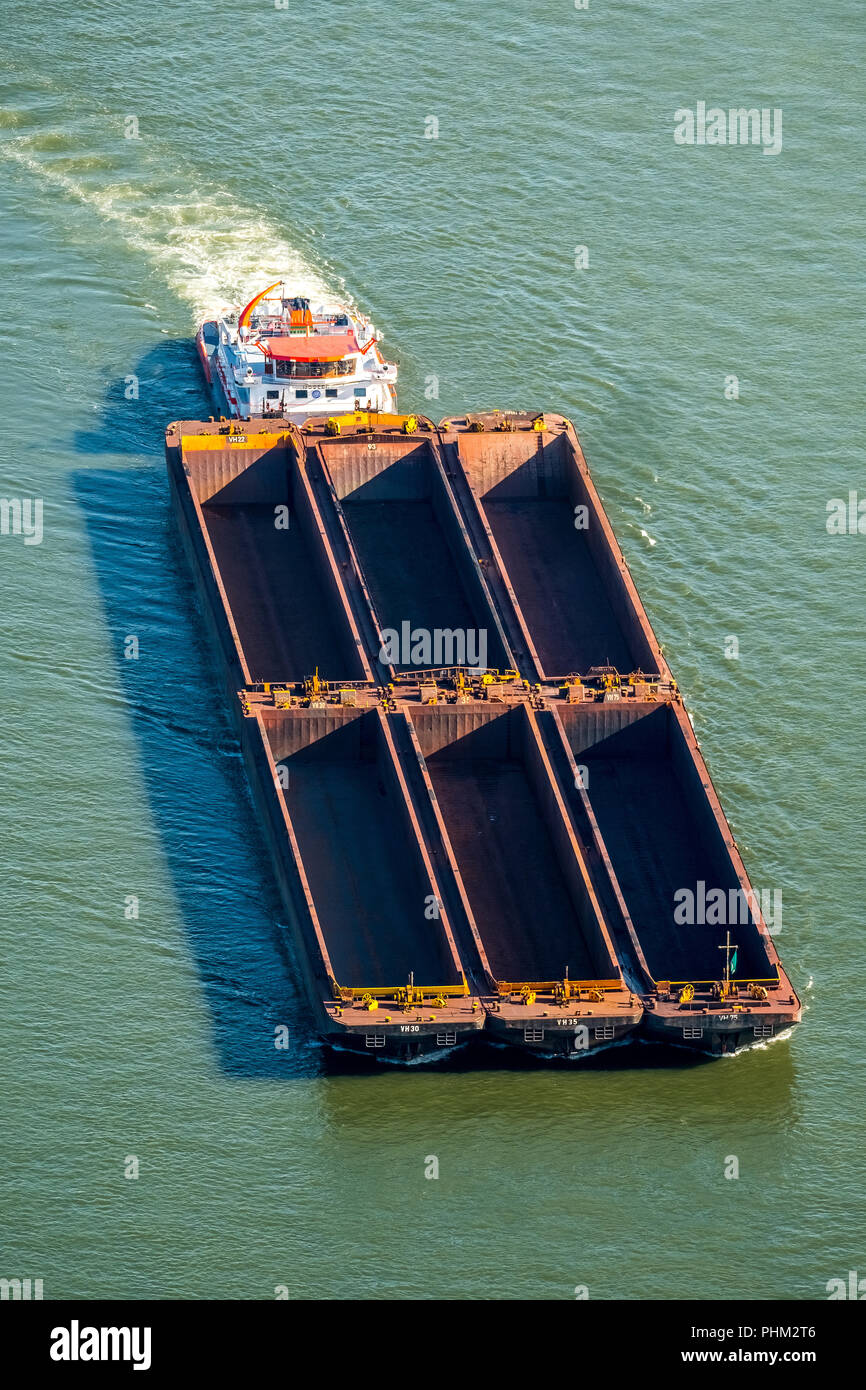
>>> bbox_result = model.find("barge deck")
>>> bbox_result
[165,408,800,1061]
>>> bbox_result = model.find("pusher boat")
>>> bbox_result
[196,281,398,420]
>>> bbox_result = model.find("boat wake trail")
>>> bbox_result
[0,117,337,323]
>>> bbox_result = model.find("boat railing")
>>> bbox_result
[249,312,352,333]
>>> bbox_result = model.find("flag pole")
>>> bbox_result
[719,930,738,989]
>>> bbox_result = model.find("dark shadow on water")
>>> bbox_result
[75,339,209,457]
[74,458,321,1079]
[317,1033,704,1075]
[73,339,319,1080]
[319,1031,794,1080]
[71,340,800,1091]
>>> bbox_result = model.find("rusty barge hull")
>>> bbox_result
[165,409,800,1061]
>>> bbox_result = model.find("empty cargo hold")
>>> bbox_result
[317,436,511,671]
[408,704,618,985]
[453,428,661,679]
[263,708,464,990]
[184,435,367,684]
[167,413,798,1059]
[555,702,775,984]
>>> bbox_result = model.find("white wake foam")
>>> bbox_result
[1,135,337,323]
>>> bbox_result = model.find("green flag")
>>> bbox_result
[731,948,738,975]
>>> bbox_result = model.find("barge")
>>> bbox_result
[165,407,800,1060]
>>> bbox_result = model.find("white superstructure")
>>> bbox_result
[197,281,398,419]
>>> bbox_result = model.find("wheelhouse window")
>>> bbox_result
[274,358,354,379]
